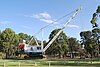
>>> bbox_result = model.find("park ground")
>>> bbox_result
[0,58,100,67]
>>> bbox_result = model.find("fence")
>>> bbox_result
[0,62,42,67]
[0,60,100,67]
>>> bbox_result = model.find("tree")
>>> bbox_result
[92,28,100,56]
[0,30,4,52]
[80,30,100,57]
[79,5,100,58]
[90,5,100,57]
[80,31,94,57]
[68,37,79,58]
[46,28,68,58]
[91,5,100,28]
[0,28,19,58]
[18,32,28,43]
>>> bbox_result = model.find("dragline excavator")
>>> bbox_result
[18,7,82,59]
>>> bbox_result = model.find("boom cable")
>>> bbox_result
[29,9,78,45]
[34,10,76,36]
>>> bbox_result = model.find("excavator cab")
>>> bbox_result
[18,40,43,59]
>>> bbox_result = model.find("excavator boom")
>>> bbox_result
[43,6,82,52]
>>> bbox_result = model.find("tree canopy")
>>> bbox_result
[0,28,31,58]
[91,5,100,28]
[46,28,68,58]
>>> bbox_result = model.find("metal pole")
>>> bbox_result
[41,29,44,51]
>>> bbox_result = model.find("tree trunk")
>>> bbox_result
[59,52,63,58]
[70,49,74,58]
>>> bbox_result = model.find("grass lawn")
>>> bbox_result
[0,58,100,67]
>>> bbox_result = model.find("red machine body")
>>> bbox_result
[19,43,24,49]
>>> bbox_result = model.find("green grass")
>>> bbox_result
[0,58,100,67]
